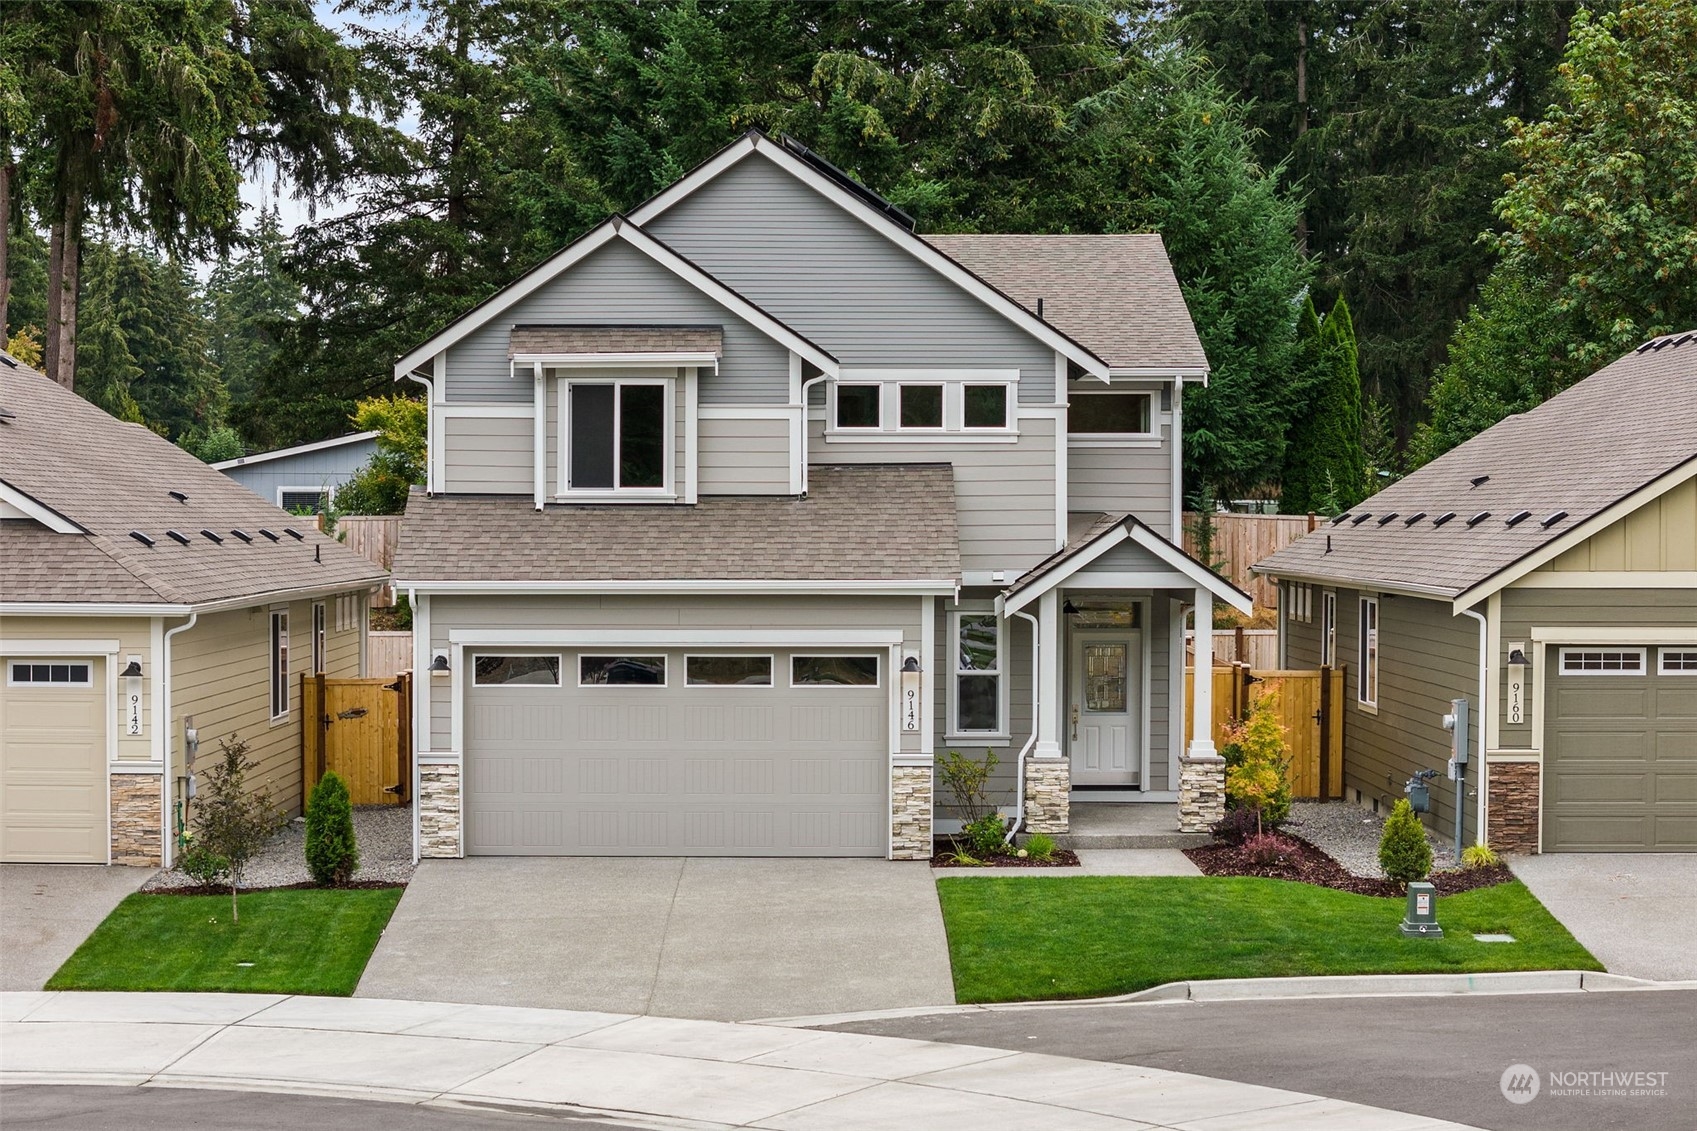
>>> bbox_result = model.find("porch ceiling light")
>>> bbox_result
[1062,599,1081,615]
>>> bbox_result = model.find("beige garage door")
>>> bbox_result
[463,649,889,856]
[1543,646,1697,851]
[0,657,108,863]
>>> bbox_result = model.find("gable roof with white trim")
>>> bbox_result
[212,431,380,471]
[1003,512,1252,615]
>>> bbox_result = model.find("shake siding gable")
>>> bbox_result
[440,240,790,405]
[643,155,1058,401]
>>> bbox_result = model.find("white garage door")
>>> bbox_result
[463,649,889,856]
[0,657,108,863]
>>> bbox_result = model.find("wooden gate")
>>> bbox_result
[301,673,412,807]
[1185,665,1344,799]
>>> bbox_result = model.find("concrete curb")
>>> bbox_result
[753,970,1697,1028]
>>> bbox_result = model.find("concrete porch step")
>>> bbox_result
[1049,829,1214,850]
[1045,802,1215,851]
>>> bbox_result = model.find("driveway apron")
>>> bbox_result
[0,865,153,990]
[1510,853,1697,981]
[356,858,955,1020]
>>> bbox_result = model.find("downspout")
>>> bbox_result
[1004,606,1041,843]
[408,585,422,866]
[403,367,435,495]
[798,372,830,497]
[162,612,198,865]
[1458,607,1488,855]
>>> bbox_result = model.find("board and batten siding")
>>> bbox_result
[698,415,791,495]
[0,614,154,764]
[171,594,365,817]
[1496,586,1697,750]
[439,415,532,495]
[1537,474,1697,573]
[644,154,1058,401]
[1067,439,1174,537]
[221,438,378,508]
[439,239,791,405]
[808,415,1058,572]
[426,593,925,753]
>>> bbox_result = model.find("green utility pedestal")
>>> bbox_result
[1400,881,1442,938]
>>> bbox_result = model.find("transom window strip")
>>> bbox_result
[1560,649,1645,674]
[8,662,92,685]
[1660,650,1697,674]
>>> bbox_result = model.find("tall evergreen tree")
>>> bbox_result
[1280,295,1367,514]
[72,240,144,423]
[206,208,299,410]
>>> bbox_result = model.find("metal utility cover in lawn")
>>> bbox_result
[1399,881,1443,938]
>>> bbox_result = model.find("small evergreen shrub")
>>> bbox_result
[1462,843,1502,870]
[176,841,229,887]
[1023,833,1057,862]
[304,771,360,886]
[1242,831,1295,867]
[963,813,1009,857]
[1378,798,1434,886]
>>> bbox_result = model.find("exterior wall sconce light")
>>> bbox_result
[1506,646,1530,667]
[429,653,450,674]
[120,660,143,677]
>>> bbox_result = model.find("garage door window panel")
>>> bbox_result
[1658,650,1697,674]
[474,655,562,686]
[580,655,667,686]
[1560,649,1646,675]
[686,655,773,686]
[791,655,880,687]
[8,661,93,686]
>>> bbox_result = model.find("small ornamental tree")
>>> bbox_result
[190,735,284,922]
[1223,692,1293,831]
[1378,798,1434,887]
[304,771,359,886]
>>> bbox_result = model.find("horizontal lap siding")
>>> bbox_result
[1150,598,1171,791]
[646,155,1057,401]
[0,615,154,764]
[222,441,377,506]
[698,416,791,495]
[1283,583,1324,669]
[441,416,531,494]
[442,240,790,405]
[1068,438,1173,537]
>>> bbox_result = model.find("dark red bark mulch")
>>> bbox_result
[1183,835,1514,897]
[145,880,407,897]
[930,843,1082,868]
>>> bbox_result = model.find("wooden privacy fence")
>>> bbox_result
[1182,512,1315,610]
[1187,627,1279,670]
[301,673,412,807]
[336,515,401,608]
[367,631,413,680]
[1183,664,1345,799]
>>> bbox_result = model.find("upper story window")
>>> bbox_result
[563,377,671,496]
[1068,390,1154,439]
[827,370,1017,439]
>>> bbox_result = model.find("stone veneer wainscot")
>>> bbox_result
[890,765,933,860]
[109,771,163,866]
[1177,751,1226,834]
[1023,760,1070,833]
[419,763,462,858]
[1487,760,1541,855]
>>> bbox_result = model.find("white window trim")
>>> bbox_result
[311,602,327,675]
[789,653,883,689]
[1357,596,1378,710]
[1558,647,1648,675]
[684,653,776,688]
[1066,388,1159,445]
[276,485,333,511]
[469,652,564,688]
[948,609,1008,739]
[1658,648,1697,674]
[577,653,670,688]
[270,610,290,721]
[6,659,95,687]
[825,370,1019,441]
[556,375,676,499]
[1320,590,1338,668]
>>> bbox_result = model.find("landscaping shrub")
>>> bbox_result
[963,813,1009,857]
[175,840,229,887]
[1378,799,1434,886]
[1210,806,1262,845]
[938,748,1000,823]
[1223,693,1293,831]
[1462,843,1502,870]
[190,734,285,922]
[1242,831,1296,867]
[1023,833,1057,862]
[304,771,360,886]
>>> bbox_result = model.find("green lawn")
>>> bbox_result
[47,887,404,996]
[937,876,1601,1004]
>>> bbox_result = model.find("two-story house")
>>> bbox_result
[391,130,1249,861]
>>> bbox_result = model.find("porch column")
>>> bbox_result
[1026,589,1070,833]
[1179,588,1226,833]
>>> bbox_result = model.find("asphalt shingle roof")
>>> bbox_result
[392,464,960,583]
[0,354,388,606]
[924,234,1208,373]
[1255,333,1697,599]
[508,324,724,358]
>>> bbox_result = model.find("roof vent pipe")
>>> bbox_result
[1036,297,1045,321]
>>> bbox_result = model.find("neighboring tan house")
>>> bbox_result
[0,352,388,866]
[392,129,1249,862]
[214,431,380,513]
[1256,333,1697,854]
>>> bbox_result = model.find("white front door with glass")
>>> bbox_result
[1069,631,1140,786]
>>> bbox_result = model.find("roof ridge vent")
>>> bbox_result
[1469,475,1490,488]
[1376,513,1399,526]
[1466,511,1491,527]
[230,529,253,543]
[258,529,280,542]
[200,529,224,543]
[1505,510,1532,527]
[1350,513,1372,525]
[1540,510,1569,528]
[284,527,306,541]
[1330,513,1351,525]
[129,531,156,547]
[1432,512,1457,527]
[1403,512,1427,526]
[165,530,191,545]
[168,490,188,503]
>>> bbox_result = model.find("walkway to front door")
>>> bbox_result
[356,858,956,1021]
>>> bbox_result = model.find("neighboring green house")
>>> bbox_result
[1256,333,1696,854]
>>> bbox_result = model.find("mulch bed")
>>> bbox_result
[1184,834,1514,897]
[144,880,407,897]
[931,843,1082,869]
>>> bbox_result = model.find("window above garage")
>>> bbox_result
[559,376,673,499]
[826,370,1018,442]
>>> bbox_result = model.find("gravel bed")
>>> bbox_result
[1285,799,1456,878]
[146,805,414,891]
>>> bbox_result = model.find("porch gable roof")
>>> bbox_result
[1002,513,1251,615]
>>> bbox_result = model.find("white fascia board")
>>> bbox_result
[1529,626,1697,645]
[0,603,189,616]
[1453,460,1697,610]
[1108,367,1209,380]
[0,638,124,654]
[397,578,958,596]
[211,432,381,470]
[1247,565,1452,602]
[1125,524,1253,614]
[838,368,1021,383]
[448,628,904,647]
[512,352,721,369]
[630,137,1111,379]
[0,481,83,533]
[1002,526,1131,614]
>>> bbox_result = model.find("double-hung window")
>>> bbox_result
[270,610,290,720]
[1357,596,1378,708]
[828,372,1017,437]
[563,378,670,494]
[1320,591,1337,668]
[952,611,1004,735]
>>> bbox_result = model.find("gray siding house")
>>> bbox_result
[1257,334,1696,854]
[215,431,380,512]
[391,130,1248,862]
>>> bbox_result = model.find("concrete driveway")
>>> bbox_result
[1,865,152,990]
[1511,853,1697,981]
[356,858,955,1021]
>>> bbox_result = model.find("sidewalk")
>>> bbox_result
[2,991,1475,1130]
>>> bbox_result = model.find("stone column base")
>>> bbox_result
[1487,761,1541,854]
[891,765,933,860]
[419,763,462,858]
[1024,760,1070,833]
[1178,752,1227,833]
[110,772,163,866]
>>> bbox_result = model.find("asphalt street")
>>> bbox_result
[0,1086,649,1130]
[826,990,1697,1131]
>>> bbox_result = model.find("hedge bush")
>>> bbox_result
[304,772,359,886]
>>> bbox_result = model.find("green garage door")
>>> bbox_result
[462,649,889,856]
[1543,646,1697,851]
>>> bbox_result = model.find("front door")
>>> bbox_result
[1069,632,1140,787]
